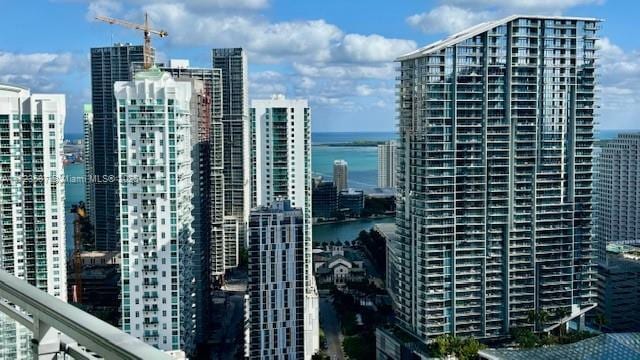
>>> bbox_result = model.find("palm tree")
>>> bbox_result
[595,312,607,332]
[527,309,550,332]
[527,310,538,332]
[538,310,550,331]
[555,307,571,336]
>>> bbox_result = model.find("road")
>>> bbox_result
[320,295,345,360]
[210,292,244,360]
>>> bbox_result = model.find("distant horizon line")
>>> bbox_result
[63,128,640,136]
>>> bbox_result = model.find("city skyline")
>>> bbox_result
[1,1,639,134]
[0,2,639,360]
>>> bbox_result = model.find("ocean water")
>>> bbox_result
[64,163,85,254]
[598,129,639,140]
[312,217,395,244]
[312,132,396,145]
[311,132,396,190]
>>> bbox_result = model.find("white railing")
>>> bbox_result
[0,269,172,360]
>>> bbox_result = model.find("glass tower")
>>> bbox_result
[212,48,251,243]
[90,44,149,251]
[393,15,599,340]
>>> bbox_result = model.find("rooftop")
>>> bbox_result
[396,14,600,61]
[479,333,640,360]
[373,223,397,242]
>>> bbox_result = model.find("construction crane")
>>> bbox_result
[95,13,168,69]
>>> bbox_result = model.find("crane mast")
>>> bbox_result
[95,12,168,69]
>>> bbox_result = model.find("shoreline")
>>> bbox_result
[313,214,394,226]
[313,141,383,147]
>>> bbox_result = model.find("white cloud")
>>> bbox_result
[595,38,640,127]
[407,5,493,34]
[0,52,75,75]
[249,70,287,98]
[447,0,602,13]
[250,70,284,81]
[356,84,373,96]
[299,77,316,90]
[373,99,387,108]
[292,62,395,80]
[119,2,415,66]
[0,52,85,92]
[408,0,603,35]
[85,0,267,13]
[335,34,416,63]
[174,0,268,10]
[142,3,343,63]
[86,0,122,20]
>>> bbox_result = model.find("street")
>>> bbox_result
[320,295,345,360]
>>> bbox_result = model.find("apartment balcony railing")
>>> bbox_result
[0,269,171,359]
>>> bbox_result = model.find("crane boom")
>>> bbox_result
[95,13,168,69]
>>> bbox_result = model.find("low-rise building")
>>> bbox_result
[338,188,364,217]
[313,245,366,287]
[312,180,337,219]
[593,243,640,332]
[67,251,121,326]
[478,333,640,360]
[373,223,397,298]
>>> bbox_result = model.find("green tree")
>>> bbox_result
[527,309,551,332]
[538,309,550,330]
[459,338,487,360]
[432,334,486,360]
[554,307,571,336]
[238,247,248,269]
[434,334,452,357]
[595,312,607,332]
[311,352,329,360]
[510,327,539,349]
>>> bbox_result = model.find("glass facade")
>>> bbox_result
[90,44,148,251]
[212,48,251,241]
[394,16,599,340]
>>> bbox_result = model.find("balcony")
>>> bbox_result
[0,269,171,359]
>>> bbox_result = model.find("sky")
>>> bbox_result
[0,0,638,134]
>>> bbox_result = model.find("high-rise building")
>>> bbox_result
[114,68,195,354]
[212,48,251,244]
[250,95,318,358]
[83,104,96,238]
[377,140,397,189]
[223,216,239,269]
[251,95,311,210]
[0,84,67,357]
[333,159,348,192]
[393,15,599,341]
[595,133,640,262]
[312,180,337,219]
[160,59,227,345]
[90,43,149,251]
[247,201,305,359]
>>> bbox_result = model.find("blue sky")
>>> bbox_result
[0,0,638,134]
